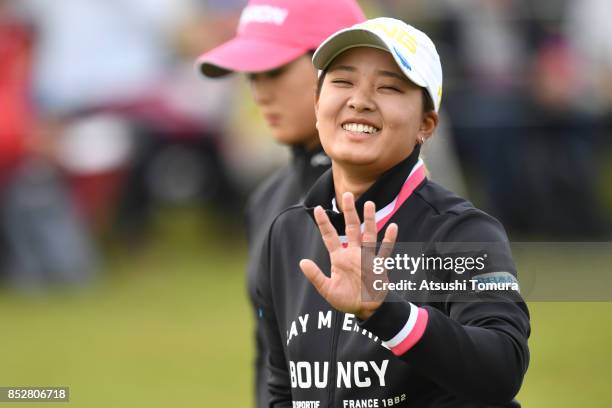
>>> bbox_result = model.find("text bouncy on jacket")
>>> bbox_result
[246,145,331,408]
[256,147,531,408]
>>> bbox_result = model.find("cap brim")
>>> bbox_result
[197,36,308,78]
[312,28,427,88]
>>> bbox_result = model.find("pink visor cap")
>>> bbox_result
[196,0,365,78]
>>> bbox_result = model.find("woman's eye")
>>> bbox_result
[247,67,285,81]
[379,85,401,92]
[331,79,352,86]
[263,67,285,78]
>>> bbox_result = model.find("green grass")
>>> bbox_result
[519,302,612,407]
[0,209,253,407]
[0,209,611,407]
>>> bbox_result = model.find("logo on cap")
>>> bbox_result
[361,20,418,54]
[393,46,412,71]
[239,5,289,27]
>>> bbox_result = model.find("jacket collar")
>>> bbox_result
[304,145,422,234]
[290,143,331,197]
[291,144,330,168]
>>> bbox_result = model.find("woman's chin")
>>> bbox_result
[273,132,318,147]
[330,150,377,167]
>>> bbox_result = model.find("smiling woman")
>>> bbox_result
[315,47,438,179]
[257,17,530,408]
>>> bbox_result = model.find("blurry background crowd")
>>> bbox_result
[1,0,612,288]
[1,0,611,406]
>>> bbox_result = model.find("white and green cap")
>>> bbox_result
[312,17,443,112]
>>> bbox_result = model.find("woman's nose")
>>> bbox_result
[347,86,375,112]
[250,77,274,105]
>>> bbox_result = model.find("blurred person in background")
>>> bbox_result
[565,0,612,121]
[196,0,365,406]
[562,0,612,236]
[112,0,243,238]
[0,0,97,290]
[0,0,31,185]
[438,0,534,231]
[432,0,610,237]
[16,0,240,243]
[0,0,35,280]
[518,32,610,237]
[14,0,179,236]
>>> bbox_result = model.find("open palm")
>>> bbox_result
[299,192,398,320]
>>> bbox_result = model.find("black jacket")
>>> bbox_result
[256,147,530,407]
[245,145,331,408]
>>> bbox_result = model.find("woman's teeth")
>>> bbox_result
[342,123,380,134]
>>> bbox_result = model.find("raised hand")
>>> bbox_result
[299,192,398,320]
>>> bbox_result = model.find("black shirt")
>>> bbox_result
[245,145,331,408]
[256,146,530,407]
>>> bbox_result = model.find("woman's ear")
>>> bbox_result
[419,111,439,141]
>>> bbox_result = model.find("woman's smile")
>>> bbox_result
[340,119,381,141]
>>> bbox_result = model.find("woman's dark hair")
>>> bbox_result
[316,70,326,98]
[316,69,435,114]
[422,89,435,113]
